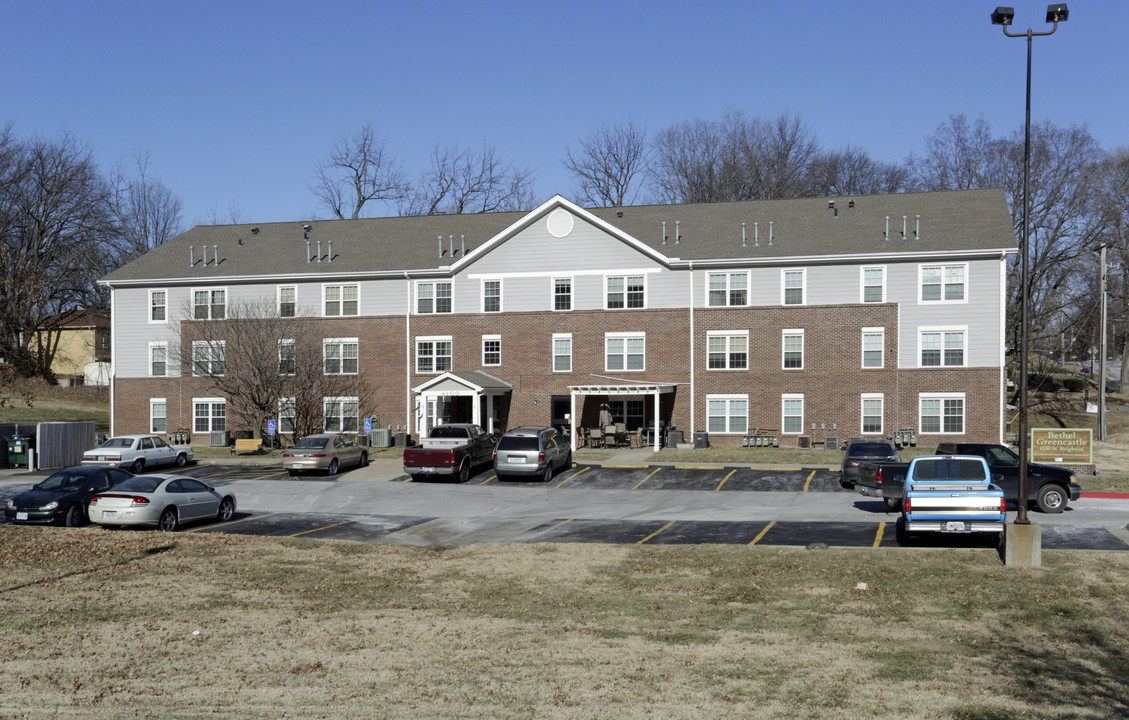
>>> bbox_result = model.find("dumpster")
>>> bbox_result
[8,436,33,466]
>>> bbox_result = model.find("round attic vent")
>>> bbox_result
[546,209,574,238]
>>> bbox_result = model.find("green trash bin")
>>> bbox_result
[8,437,31,466]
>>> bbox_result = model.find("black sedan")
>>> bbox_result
[5,466,134,526]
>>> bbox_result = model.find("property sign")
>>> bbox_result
[1030,428,1092,464]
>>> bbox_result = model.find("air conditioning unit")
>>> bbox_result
[370,428,392,448]
[209,430,231,447]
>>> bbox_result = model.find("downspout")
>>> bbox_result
[999,252,1008,443]
[109,287,116,435]
[688,261,695,443]
[405,272,412,438]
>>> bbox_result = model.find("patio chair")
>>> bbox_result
[589,427,604,448]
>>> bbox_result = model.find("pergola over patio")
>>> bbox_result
[567,383,677,452]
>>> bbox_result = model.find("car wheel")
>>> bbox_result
[884,497,900,512]
[458,462,470,484]
[327,458,339,476]
[132,459,145,474]
[1037,484,1067,514]
[217,497,235,522]
[158,508,179,532]
[359,451,368,468]
[541,464,553,483]
[64,504,85,527]
[410,474,425,483]
[175,453,187,468]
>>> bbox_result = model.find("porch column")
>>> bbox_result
[487,394,495,434]
[652,390,660,452]
[472,393,482,428]
[570,391,578,451]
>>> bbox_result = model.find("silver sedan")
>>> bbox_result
[88,474,236,532]
[281,433,368,476]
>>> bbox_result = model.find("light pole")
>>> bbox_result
[991,4,1069,525]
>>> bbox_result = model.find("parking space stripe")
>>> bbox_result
[750,465,801,471]
[528,518,574,539]
[476,475,496,485]
[555,466,590,488]
[873,522,886,547]
[408,520,455,536]
[714,469,737,492]
[636,520,676,544]
[288,516,369,538]
[802,471,815,492]
[632,468,662,490]
[185,511,281,532]
[749,520,775,545]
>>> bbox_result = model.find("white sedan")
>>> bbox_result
[82,434,194,473]
[88,474,236,531]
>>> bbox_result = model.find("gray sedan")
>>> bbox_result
[88,474,236,531]
[281,433,368,476]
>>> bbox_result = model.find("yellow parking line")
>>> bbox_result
[555,466,590,488]
[185,511,281,532]
[637,520,676,544]
[632,467,662,490]
[289,516,370,538]
[749,465,802,471]
[714,469,737,492]
[476,474,496,485]
[749,520,775,545]
[674,465,725,470]
[603,464,649,469]
[408,520,454,536]
[802,470,816,493]
[873,522,886,547]
[529,518,574,538]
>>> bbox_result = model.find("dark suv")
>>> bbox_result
[840,440,901,488]
[493,427,571,482]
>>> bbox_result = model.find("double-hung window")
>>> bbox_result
[324,397,359,433]
[862,328,885,369]
[861,394,884,434]
[707,395,748,434]
[861,267,885,303]
[417,281,452,314]
[149,343,167,377]
[193,398,226,433]
[553,277,572,311]
[707,272,748,307]
[149,290,167,323]
[482,280,501,313]
[279,397,296,435]
[707,332,748,370]
[782,269,805,305]
[920,329,966,367]
[482,335,501,366]
[782,394,804,434]
[279,339,296,375]
[782,330,804,370]
[416,337,452,373]
[192,341,225,376]
[193,288,226,320]
[920,393,965,434]
[606,276,645,309]
[605,332,645,371]
[150,399,167,434]
[324,284,358,316]
[920,264,966,303]
[323,338,359,375]
[553,334,572,372]
[278,286,296,317]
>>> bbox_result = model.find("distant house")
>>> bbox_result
[35,308,111,384]
[99,189,1017,448]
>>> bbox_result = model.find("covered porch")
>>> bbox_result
[412,371,512,438]
[567,383,677,453]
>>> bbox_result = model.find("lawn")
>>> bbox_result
[1,527,1127,719]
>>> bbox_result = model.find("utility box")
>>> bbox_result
[209,431,231,447]
[370,428,392,448]
[824,436,839,450]
[665,429,684,447]
[394,432,409,449]
[693,431,709,449]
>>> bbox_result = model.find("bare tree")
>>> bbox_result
[809,145,912,197]
[107,151,183,262]
[906,114,1006,191]
[563,122,650,207]
[1093,148,1129,388]
[311,123,409,219]
[401,142,536,216]
[650,117,729,204]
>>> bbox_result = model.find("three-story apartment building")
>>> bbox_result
[100,188,1017,450]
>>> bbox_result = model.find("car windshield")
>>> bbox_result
[293,437,329,449]
[101,437,136,449]
[498,436,539,451]
[37,471,93,492]
[848,443,895,457]
[108,477,163,493]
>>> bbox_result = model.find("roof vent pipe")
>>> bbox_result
[449,235,454,258]
[461,234,465,257]
[662,221,667,245]
[306,240,311,263]
[202,245,207,266]
[189,246,194,267]
[885,216,889,240]
[675,221,680,244]
[438,235,443,257]
[754,222,759,247]
[915,215,920,239]
[327,239,333,262]
[902,216,907,239]
[769,222,774,246]
[741,222,747,247]
[213,245,218,265]
[316,240,322,263]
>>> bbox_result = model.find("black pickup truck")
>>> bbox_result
[851,442,1082,513]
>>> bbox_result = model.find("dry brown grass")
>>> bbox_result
[2,527,1128,719]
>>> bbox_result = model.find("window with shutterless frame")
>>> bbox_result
[324,397,359,433]
[416,281,452,314]
[707,331,748,370]
[278,285,296,317]
[416,336,453,373]
[862,328,884,369]
[323,338,359,375]
[149,342,167,377]
[606,275,645,309]
[919,264,966,303]
[861,266,886,303]
[919,328,966,367]
[920,393,965,434]
[324,284,358,317]
[193,398,226,433]
[781,269,805,305]
[149,289,167,323]
[782,394,804,434]
[150,399,167,434]
[861,394,884,435]
[707,395,748,434]
[482,335,501,366]
[482,279,502,313]
[707,272,749,307]
[553,334,572,372]
[782,329,804,370]
[192,288,226,320]
[605,332,645,371]
[553,277,572,311]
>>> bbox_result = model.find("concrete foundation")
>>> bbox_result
[1004,522,1043,567]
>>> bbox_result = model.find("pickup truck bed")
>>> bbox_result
[402,424,495,483]
[900,456,1006,540]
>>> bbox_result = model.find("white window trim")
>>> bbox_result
[781,393,804,435]
[414,280,453,315]
[780,268,806,306]
[860,265,887,303]
[323,337,359,375]
[706,394,749,435]
[322,283,360,317]
[278,339,296,376]
[323,396,360,434]
[552,276,573,312]
[191,397,226,435]
[782,329,804,370]
[552,333,572,373]
[706,330,749,371]
[481,278,502,313]
[277,285,297,317]
[278,396,296,435]
[149,341,168,377]
[604,331,646,372]
[604,274,648,310]
[416,335,453,374]
[918,263,969,305]
[918,326,968,368]
[862,327,885,369]
[190,286,227,321]
[919,392,967,435]
[482,334,501,366]
[191,340,225,377]
[861,393,884,435]
[706,271,751,307]
[148,289,168,324]
[149,398,167,435]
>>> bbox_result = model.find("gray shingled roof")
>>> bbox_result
[101,188,1016,285]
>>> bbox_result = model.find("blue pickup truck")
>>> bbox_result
[898,455,1006,543]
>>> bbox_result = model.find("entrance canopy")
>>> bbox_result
[567,383,677,452]
[413,371,512,436]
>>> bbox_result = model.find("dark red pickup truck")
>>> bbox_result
[402,424,496,483]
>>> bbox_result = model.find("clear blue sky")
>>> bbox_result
[4,0,1126,227]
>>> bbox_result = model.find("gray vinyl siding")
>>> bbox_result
[113,287,182,378]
